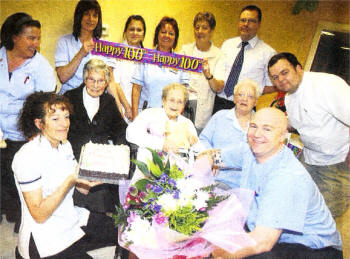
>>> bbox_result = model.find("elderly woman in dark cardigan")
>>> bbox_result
[64,58,128,213]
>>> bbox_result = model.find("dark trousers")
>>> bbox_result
[73,183,120,213]
[245,243,343,259]
[1,140,26,227]
[212,95,235,114]
[15,212,119,259]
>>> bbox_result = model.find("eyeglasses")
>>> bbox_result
[166,98,184,106]
[235,93,256,100]
[239,18,258,24]
[86,78,106,85]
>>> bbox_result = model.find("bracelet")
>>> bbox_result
[205,75,214,80]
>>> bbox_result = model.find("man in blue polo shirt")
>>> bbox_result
[212,108,342,259]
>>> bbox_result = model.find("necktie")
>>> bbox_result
[224,41,249,97]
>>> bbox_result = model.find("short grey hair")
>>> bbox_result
[162,83,189,103]
[234,79,261,99]
[83,58,111,84]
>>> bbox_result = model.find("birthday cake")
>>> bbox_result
[79,142,130,184]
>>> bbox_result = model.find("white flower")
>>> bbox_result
[157,193,178,212]
[193,190,210,210]
[124,215,157,248]
[177,195,192,207]
[177,177,202,200]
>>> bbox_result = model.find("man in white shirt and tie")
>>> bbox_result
[213,5,276,113]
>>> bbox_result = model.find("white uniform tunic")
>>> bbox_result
[12,135,89,258]
[180,42,226,129]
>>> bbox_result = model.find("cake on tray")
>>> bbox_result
[78,142,130,184]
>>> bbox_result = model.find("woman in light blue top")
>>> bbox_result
[199,79,260,188]
[55,0,102,94]
[113,15,146,122]
[55,0,125,116]
[131,16,189,120]
[0,12,56,231]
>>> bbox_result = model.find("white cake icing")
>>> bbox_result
[80,142,130,176]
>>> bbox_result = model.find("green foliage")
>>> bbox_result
[131,159,149,177]
[112,205,127,229]
[200,184,228,210]
[201,184,217,192]
[147,148,165,171]
[135,178,153,192]
[145,191,157,201]
[116,148,230,239]
[134,203,157,219]
[132,149,172,179]
[168,205,208,236]
[206,194,229,211]
[169,164,184,180]
[149,161,162,178]
[164,158,170,171]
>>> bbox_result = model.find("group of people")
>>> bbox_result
[1,0,350,258]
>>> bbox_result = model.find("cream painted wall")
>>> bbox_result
[1,0,349,88]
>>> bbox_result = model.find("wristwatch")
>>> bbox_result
[206,75,213,80]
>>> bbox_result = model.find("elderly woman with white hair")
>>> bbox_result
[127,83,200,183]
[64,58,128,214]
[199,79,261,188]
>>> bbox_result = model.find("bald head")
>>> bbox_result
[253,107,288,131]
[248,107,288,163]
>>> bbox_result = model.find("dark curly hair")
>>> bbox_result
[72,0,102,40]
[18,92,73,139]
[0,12,41,50]
[153,16,179,50]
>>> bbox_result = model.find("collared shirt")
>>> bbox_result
[12,135,89,258]
[219,35,276,99]
[180,42,225,129]
[113,40,139,106]
[55,34,115,94]
[131,60,190,109]
[0,47,56,141]
[199,108,249,149]
[83,86,99,121]
[222,145,342,250]
[199,108,251,188]
[285,72,350,165]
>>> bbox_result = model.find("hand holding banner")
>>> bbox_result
[92,39,203,73]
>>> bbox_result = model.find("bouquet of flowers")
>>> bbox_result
[113,148,255,259]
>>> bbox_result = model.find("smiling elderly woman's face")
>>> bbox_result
[85,69,107,98]
[233,83,257,113]
[162,88,186,121]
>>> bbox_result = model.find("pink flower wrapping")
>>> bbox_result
[118,156,255,258]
